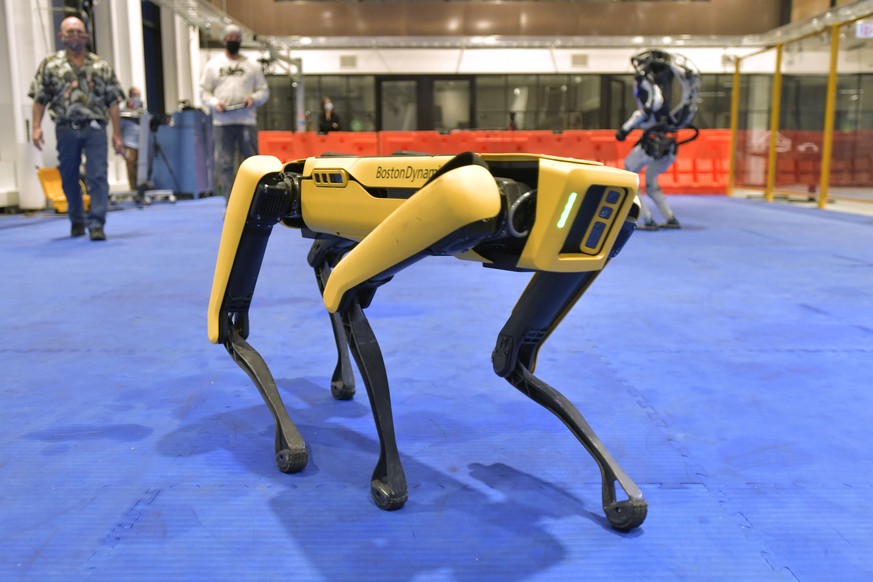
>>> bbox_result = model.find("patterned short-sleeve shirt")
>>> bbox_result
[28,50,124,124]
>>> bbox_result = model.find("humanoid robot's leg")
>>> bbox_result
[492,270,647,531]
[342,298,408,510]
[225,325,308,473]
[309,239,357,400]
[645,154,679,226]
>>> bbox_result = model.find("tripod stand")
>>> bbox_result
[135,112,178,205]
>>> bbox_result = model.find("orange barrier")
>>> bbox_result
[259,129,735,194]
[733,129,873,191]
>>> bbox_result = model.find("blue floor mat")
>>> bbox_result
[1,194,871,580]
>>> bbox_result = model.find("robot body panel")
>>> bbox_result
[321,163,502,313]
[300,181,402,241]
[515,160,639,273]
[208,155,285,344]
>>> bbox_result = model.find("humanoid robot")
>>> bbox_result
[208,150,648,531]
[616,49,701,230]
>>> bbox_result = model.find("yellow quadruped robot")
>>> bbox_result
[208,151,647,531]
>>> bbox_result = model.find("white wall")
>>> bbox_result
[1,0,57,209]
[161,10,201,112]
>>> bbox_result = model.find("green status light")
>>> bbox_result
[556,192,578,229]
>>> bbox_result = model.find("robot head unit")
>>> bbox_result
[631,49,701,130]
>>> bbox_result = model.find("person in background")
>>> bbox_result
[200,24,270,203]
[317,97,342,134]
[29,15,125,241]
[506,112,518,130]
[120,86,143,193]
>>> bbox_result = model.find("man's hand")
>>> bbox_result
[215,102,226,113]
[112,134,125,156]
[32,126,44,151]
[245,96,254,108]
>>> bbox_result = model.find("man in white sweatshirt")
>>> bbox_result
[200,24,270,202]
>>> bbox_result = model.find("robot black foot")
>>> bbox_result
[276,446,308,474]
[330,380,356,400]
[370,479,408,511]
[604,498,648,531]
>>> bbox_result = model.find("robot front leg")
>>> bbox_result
[492,270,647,531]
[504,363,646,531]
[225,323,308,473]
[207,155,309,473]
[341,296,408,510]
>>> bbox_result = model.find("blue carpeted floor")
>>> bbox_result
[1,194,871,580]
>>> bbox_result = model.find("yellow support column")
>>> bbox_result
[819,24,840,209]
[765,44,783,203]
[727,58,741,196]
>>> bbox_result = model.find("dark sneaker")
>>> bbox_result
[89,226,106,241]
[134,191,151,206]
[71,222,86,237]
[662,218,681,229]
[637,221,659,231]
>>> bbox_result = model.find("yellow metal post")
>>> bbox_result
[819,24,840,209]
[727,58,741,196]
[765,44,783,203]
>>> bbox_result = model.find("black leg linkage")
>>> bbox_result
[308,238,357,400]
[505,363,647,531]
[225,324,308,473]
[492,270,647,531]
[314,261,356,400]
[342,299,408,510]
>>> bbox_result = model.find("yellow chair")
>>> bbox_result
[36,167,89,214]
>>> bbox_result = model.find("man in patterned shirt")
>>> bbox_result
[29,16,125,241]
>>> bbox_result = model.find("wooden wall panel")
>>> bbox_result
[211,0,783,39]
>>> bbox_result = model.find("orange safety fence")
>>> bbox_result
[734,129,873,192]
[260,129,735,194]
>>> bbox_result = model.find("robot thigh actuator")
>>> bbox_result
[207,151,647,531]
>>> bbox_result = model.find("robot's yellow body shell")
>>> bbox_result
[208,153,639,344]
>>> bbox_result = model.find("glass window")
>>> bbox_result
[610,75,636,130]
[268,71,740,133]
[475,76,508,129]
[380,80,418,131]
[433,79,470,131]
[568,75,601,129]
[697,74,732,129]
[346,77,376,131]
[507,75,539,131]
[779,75,828,131]
[258,76,296,131]
[859,75,873,130]
[536,75,569,131]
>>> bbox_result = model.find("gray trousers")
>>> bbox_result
[214,124,259,202]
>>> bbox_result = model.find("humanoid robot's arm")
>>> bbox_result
[208,152,640,345]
